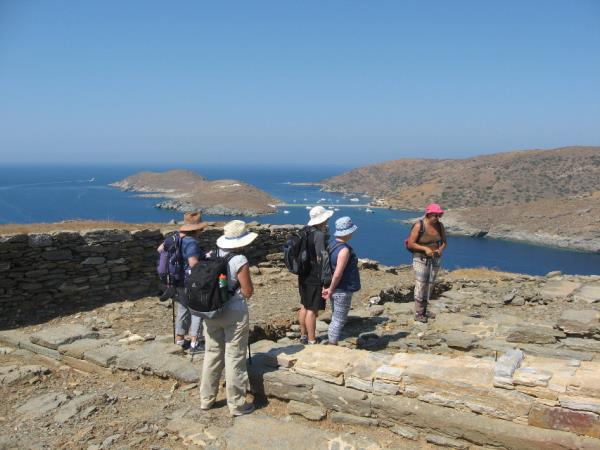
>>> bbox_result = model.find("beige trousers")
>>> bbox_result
[199,298,250,414]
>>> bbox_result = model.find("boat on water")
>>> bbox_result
[365,208,374,213]
[334,208,340,211]
[350,198,359,202]
[305,206,312,210]
[283,210,290,214]
[88,177,95,182]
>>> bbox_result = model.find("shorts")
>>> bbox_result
[298,281,326,311]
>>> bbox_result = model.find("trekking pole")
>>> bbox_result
[171,296,176,345]
[248,341,252,366]
[425,256,434,305]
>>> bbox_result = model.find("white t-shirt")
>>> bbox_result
[217,249,249,307]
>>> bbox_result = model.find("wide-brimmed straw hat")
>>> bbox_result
[216,220,258,249]
[425,203,444,215]
[179,212,208,232]
[307,206,334,226]
[334,216,358,237]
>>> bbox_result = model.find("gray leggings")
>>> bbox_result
[175,287,203,339]
[327,290,353,343]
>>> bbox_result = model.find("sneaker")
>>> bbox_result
[299,335,308,345]
[180,339,191,350]
[231,403,255,417]
[414,313,428,323]
[200,402,213,411]
[190,342,204,355]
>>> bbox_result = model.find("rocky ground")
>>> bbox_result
[1,262,600,449]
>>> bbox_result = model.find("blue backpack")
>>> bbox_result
[157,233,186,286]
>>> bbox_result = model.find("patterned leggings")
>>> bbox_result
[412,255,441,315]
[327,290,353,343]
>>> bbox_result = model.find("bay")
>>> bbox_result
[0,164,598,276]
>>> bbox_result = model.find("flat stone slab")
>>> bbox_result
[54,394,99,423]
[539,280,582,300]
[84,345,123,367]
[16,392,70,418]
[573,283,600,304]
[0,365,50,386]
[287,400,326,421]
[441,330,479,350]
[30,325,98,350]
[218,414,381,450]
[506,325,565,344]
[558,310,600,336]
[58,338,111,359]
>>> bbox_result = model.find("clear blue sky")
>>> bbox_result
[1,0,599,165]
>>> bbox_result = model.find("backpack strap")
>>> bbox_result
[414,219,425,244]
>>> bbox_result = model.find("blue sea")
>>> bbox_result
[0,164,599,276]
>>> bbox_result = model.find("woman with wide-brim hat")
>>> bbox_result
[200,220,258,416]
[406,203,447,323]
[158,212,208,352]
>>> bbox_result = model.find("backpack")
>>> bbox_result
[186,252,236,318]
[157,233,186,286]
[404,219,445,253]
[283,226,312,276]
[320,241,345,287]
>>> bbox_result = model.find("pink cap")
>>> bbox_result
[425,203,444,215]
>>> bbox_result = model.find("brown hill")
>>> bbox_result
[110,170,279,216]
[322,146,600,209]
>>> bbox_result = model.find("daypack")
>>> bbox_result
[283,227,312,276]
[320,241,345,287]
[186,252,236,318]
[404,219,445,253]
[157,233,186,286]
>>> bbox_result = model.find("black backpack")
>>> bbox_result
[186,252,236,318]
[283,226,312,276]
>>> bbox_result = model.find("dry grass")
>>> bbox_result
[446,267,519,280]
[0,220,169,234]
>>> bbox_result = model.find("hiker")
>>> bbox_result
[406,203,447,323]
[322,216,361,345]
[157,212,207,352]
[200,220,257,416]
[298,205,333,345]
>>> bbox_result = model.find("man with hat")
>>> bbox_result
[298,206,334,345]
[159,212,208,352]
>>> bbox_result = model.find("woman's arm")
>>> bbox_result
[322,247,350,299]
[237,264,254,299]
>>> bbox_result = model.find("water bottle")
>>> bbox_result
[219,273,229,304]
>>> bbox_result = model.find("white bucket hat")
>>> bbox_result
[307,205,334,226]
[216,220,258,249]
[334,216,358,237]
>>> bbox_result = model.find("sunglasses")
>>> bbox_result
[428,214,443,218]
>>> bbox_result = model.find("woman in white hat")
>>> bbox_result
[298,205,334,345]
[322,216,361,345]
[200,220,258,417]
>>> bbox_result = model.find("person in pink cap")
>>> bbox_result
[406,203,447,323]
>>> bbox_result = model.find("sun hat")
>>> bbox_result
[179,212,208,232]
[307,205,334,226]
[425,203,444,215]
[216,220,258,249]
[334,216,358,237]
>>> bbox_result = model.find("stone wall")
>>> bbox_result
[248,341,600,449]
[0,224,298,328]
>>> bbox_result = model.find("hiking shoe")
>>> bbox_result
[414,313,428,323]
[180,339,191,351]
[231,403,255,417]
[190,342,204,355]
[425,310,436,319]
[299,335,308,345]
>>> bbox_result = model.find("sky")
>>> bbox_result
[0,0,599,166]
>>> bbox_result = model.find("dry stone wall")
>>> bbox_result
[0,224,297,328]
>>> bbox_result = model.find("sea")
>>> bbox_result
[1,164,599,276]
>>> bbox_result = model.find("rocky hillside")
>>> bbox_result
[322,146,600,209]
[110,169,279,216]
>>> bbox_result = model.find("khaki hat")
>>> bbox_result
[216,220,258,249]
[307,205,334,226]
[179,212,208,232]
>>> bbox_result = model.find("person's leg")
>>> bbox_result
[424,258,441,319]
[175,287,191,344]
[305,308,318,342]
[298,305,307,338]
[223,303,251,415]
[199,318,225,409]
[412,256,427,321]
[327,291,352,344]
[189,315,203,350]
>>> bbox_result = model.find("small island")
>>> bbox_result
[110,169,279,216]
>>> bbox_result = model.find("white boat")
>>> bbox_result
[305,206,312,210]
[283,210,290,214]
[88,177,95,182]
[334,208,340,211]
[365,208,374,213]
[350,198,359,202]
[328,206,334,210]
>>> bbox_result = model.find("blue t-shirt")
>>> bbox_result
[181,236,202,273]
